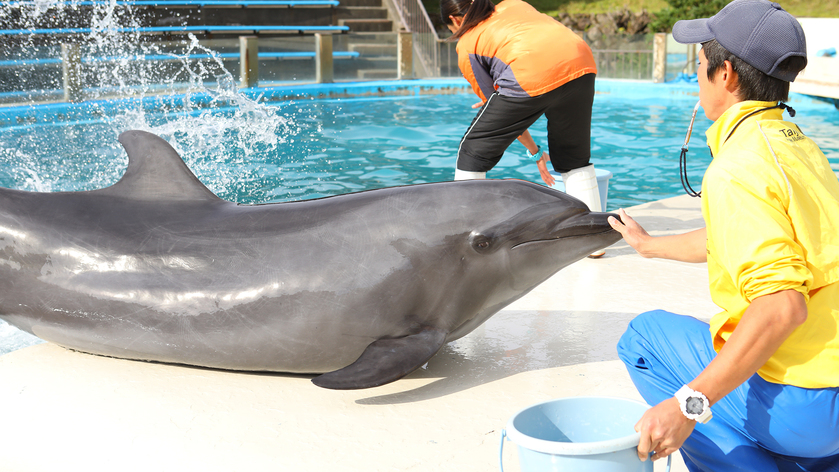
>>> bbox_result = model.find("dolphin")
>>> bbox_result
[0,130,620,389]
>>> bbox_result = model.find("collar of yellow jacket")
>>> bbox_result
[705,100,783,157]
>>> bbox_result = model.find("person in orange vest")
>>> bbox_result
[442,0,604,236]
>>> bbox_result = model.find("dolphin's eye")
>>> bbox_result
[469,232,493,253]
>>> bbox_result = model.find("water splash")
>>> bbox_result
[1,0,297,199]
[4,149,54,193]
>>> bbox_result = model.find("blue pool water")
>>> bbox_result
[1,78,838,355]
[2,80,838,210]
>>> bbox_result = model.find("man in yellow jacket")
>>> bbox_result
[608,0,839,470]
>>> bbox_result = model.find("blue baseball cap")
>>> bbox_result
[672,0,807,82]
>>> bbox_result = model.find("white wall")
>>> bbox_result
[797,18,839,55]
[791,18,839,100]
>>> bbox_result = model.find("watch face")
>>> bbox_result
[685,396,705,415]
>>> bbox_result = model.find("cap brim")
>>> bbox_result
[672,18,715,44]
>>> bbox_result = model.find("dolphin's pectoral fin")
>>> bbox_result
[312,326,447,390]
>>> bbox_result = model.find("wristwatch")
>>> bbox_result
[675,385,713,424]
[527,145,543,162]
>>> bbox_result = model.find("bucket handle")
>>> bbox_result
[499,429,507,472]
[499,429,671,472]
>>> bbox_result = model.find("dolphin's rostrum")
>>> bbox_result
[0,130,620,389]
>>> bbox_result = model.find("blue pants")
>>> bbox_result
[617,310,839,472]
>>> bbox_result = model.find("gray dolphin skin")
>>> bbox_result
[0,130,621,389]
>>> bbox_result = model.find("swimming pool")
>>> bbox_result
[1,78,838,355]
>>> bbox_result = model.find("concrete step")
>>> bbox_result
[357,68,397,79]
[343,31,398,41]
[336,6,389,19]
[339,18,394,32]
[348,42,397,56]
[338,0,383,7]
[346,56,400,69]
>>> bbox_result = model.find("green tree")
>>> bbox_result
[650,0,728,32]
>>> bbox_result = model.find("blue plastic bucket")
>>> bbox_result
[548,168,613,212]
[500,396,671,472]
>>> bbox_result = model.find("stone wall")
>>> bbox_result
[555,8,654,36]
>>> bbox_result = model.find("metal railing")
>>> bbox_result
[593,49,653,80]
[435,33,657,81]
[384,0,660,82]
[388,0,439,77]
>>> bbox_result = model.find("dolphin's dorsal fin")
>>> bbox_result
[96,130,221,202]
[312,326,447,390]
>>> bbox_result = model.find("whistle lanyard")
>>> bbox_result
[679,101,702,197]
[678,101,796,198]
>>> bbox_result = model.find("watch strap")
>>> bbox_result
[675,385,713,424]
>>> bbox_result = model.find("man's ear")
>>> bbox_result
[720,60,739,94]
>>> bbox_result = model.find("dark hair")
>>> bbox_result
[701,39,806,102]
[441,0,495,40]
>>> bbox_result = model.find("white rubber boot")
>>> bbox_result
[561,164,602,212]
[562,164,605,257]
[454,169,487,181]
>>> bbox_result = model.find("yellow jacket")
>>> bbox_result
[455,0,596,100]
[702,100,839,388]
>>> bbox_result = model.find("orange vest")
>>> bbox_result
[456,0,596,100]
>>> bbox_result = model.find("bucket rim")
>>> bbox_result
[504,396,650,456]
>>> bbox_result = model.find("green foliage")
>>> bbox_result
[649,0,728,32]
[424,0,838,34]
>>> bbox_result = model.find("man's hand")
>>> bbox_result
[609,210,707,262]
[608,209,653,256]
[635,397,695,462]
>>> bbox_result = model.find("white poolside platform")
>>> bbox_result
[0,194,714,472]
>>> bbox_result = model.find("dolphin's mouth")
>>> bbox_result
[510,211,619,250]
[510,227,617,250]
